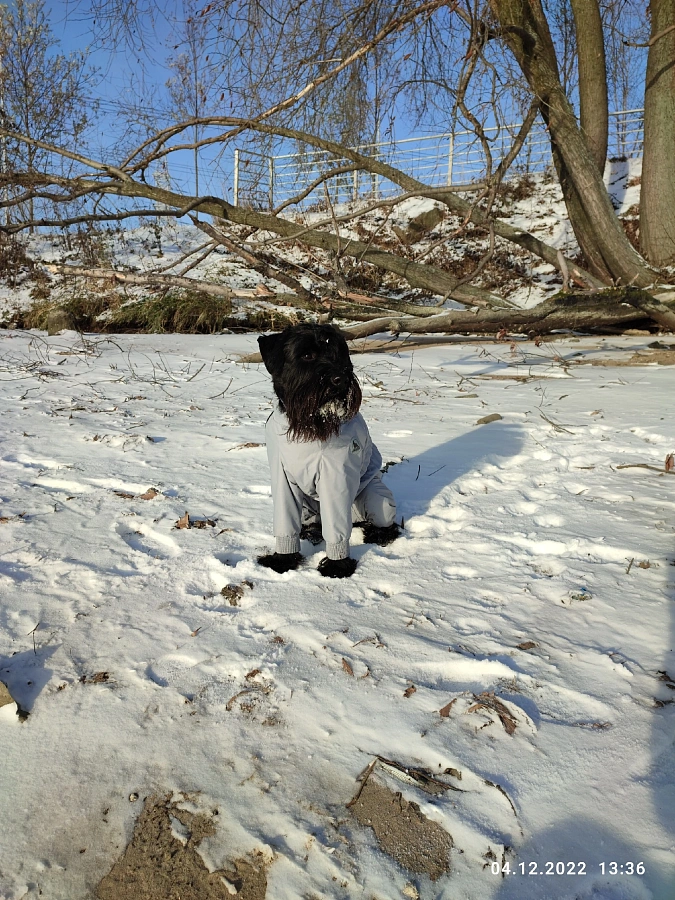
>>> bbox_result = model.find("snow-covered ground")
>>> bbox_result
[1,328,674,899]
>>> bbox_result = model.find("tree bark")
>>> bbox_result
[570,0,608,174]
[640,0,675,266]
[489,0,656,287]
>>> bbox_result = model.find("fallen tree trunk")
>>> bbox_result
[177,118,606,290]
[45,265,260,300]
[24,178,507,309]
[190,217,319,305]
[341,289,675,340]
[237,288,675,362]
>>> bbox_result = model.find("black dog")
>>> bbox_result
[257,323,399,578]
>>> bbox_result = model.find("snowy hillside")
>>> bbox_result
[1,326,674,900]
[0,159,645,328]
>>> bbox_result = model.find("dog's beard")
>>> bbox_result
[284,378,362,442]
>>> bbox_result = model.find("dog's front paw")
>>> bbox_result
[361,522,402,546]
[257,551,303,573]
[318,556,357,578]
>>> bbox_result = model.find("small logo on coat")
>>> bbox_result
[350,439,361,453]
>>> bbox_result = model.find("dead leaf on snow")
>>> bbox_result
[403,685,417,698]
[174,512,216,529]
[191,517,217,529]
[80,672,111,685]
[371,756,464,795]
[0,513,26,524]
[439,698,457,718]
[342,658,354,677]
[657,670,675,690]
[0,681,15,708]
[139,488,159,500]
[220,580,253,606]
[114,490,135,499]
[666,453,674,472]
[175,512,190,529]
[467,691,518,735]
[516,641,538,650]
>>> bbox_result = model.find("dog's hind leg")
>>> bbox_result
[353,475,401,546]
[300,498,324,545]
[353,474,397,527]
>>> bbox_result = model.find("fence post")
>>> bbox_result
[268,157,275,210]
[446,132,454,185]
[233,149,239,207]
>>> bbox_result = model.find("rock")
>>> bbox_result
[47,307,77,335]
[0,681,14,708]
[393,205,444,244]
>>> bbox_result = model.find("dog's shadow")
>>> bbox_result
[380,421,524,522]
[0,646,57,718]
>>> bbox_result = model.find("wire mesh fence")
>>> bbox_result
[233,108,644,211]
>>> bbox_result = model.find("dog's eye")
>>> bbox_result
[301,352,317,362]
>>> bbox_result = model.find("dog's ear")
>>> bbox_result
[258,332,287,377]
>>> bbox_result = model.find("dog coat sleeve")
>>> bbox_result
[316,435,365,560]
[266,417,303,555]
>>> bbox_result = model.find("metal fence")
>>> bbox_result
[233,108,644,211]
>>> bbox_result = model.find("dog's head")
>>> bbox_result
[258,324,362,442]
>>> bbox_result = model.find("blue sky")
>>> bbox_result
[45,0,228,198]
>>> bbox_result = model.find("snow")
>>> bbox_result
[1,328,674,899]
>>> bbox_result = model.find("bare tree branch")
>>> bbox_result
[623,22,675,48]
[190,216,319,303]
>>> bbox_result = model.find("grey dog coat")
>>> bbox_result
[265,405,393,560]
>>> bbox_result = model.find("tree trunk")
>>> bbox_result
[237,289,675,361]
[339,288,675,339]
[640,0,675,266]
[489,0,656,287]
[570,0,608,174]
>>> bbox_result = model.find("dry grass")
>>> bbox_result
[8,286,308,335]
